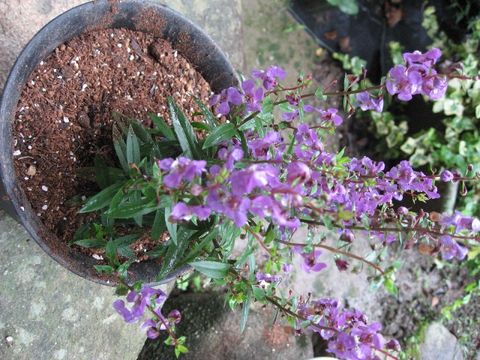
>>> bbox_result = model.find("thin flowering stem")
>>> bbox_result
[265,296,399,360]
[300,218,479,242]
[277,239,385,274]
[264,296,337,333]
[119,279,178,343]
[245,225,271,254]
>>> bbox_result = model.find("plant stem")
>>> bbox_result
[277,239,385,274]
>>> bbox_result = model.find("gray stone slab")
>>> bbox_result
[0,1,243,359]
[420,322,464,360]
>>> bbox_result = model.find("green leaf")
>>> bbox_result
[315,87,327,101]
[194,97,218,128]
[94,265,114,274]
[183,228,218,263]
[126,126,141,164]
[240,290,252,333]
[202,123,238,149]
[168,97,201,158]
[157,228,196,280]
[79,183,123,213]
[105,240,119,266]
[129,120,153,144]
[115,284,129,296]
[113,234,139,247]
[106,199,157,219]
[74,238,107,248]
[252,286,266,300]
[190,122,211,132]
[189,261,230,279]
[165,206,178,245]
[149,114,176,140]
[475,104,480,119]
[114,140,130,173]
[151,209,166,240]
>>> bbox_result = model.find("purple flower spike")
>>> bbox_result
[356,91,384,112]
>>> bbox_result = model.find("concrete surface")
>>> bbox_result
[0,1,243,359]
[420,322,464,360]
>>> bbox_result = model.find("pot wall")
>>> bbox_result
[0,0,237,286]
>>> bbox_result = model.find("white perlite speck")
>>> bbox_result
[42,205,48,210]
[13,150,21,156]
[63,116,70,123]
[41,185,48,192]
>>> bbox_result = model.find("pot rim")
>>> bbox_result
[0,0,237,287]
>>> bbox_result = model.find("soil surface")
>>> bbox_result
[11,28,211,250]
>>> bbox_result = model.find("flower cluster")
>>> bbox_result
[209,65,285,116]
[386,48,447,101]
[113,286,181,339]
[297,298,400,359]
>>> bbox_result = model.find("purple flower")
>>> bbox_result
[440,170,454,182]
[113,286,167,325]
[403,48,442,67]
[229,164,279,196]
[210,87,243,116]
[319,108,343,126]
[162,157,206,189]
[327,332,357,359]
[242,79,264,112]
[256,272,281,283]
[297,248,327,273]
[351,322,385,352]
[282,109,299,122]
[170,202,211,221]
[248,131,281,159]
[218,146,244,171]
[421,74,448,100]
[335,259,349,271]
[252,66,286,90]
[356,91,384,112]
[386,64,421,101]
[286,161,312,184]
[440,235,468,261]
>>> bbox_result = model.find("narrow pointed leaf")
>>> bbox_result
[189,261,230,279]
[80,183,123,213]
[149,114,176,140]
[126,126,141,164]
[168,97,201,158]
[202,123,237,149]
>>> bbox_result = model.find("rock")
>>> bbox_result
[420,323,464,360]
[137,292,314,360]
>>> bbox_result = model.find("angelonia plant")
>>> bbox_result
[76,48,480,359]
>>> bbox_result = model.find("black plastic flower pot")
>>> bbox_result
[0,0,237,286]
